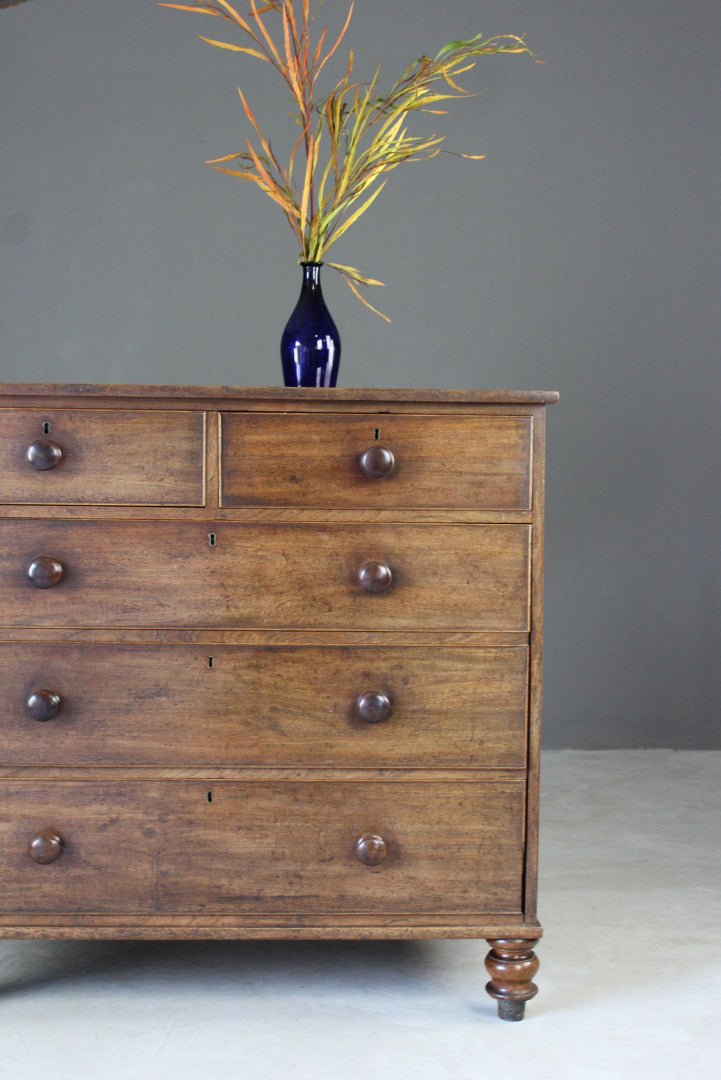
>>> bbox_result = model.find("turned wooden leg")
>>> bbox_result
[484,938,540,1021]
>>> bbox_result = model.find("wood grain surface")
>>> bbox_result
[0,643,528,768]
[0,521,530,631]
[221,412,532,509]
[0,779,525,915]
[0,409,205,506]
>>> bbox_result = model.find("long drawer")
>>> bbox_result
[220,412,532,509]
[0,410,205,506]
[0,522,530,631]
[0,780,525,915]
[1,644,528,768]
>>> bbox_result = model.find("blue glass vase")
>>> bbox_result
[281,262,340,387]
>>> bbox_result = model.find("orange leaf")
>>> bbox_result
[248,0,283,68]
[157,4,220,13]
[316,0,354,77]
[311,24,327,73]
[237,87,276,164]
[282,4,304,107]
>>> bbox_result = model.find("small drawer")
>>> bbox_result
[0,409,205,505]
[220,412,532,509]
[0,644,528,768]
[0,521,530,631]
[0,780,525,915]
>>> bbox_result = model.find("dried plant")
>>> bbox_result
[159,0,538,318]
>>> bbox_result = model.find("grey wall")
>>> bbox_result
[2,0,719,748]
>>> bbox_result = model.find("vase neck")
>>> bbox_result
[300,262,323,291]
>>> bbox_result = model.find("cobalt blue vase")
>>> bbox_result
[280,262,340,387]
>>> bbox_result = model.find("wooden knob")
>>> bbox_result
[27,438,64,471]
[358,560,393,593]
[355,833,388,867]
[26,689,63,722]
[355,690,392,724]
[27,556,65,589]
[29,829,64,865]
[359,445,395,479]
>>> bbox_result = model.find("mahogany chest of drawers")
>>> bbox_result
[0,384,557,1020]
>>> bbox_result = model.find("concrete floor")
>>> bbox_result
[1,750,719,1080]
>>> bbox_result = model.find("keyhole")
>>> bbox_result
[42,422,50,435]
[206,790,213,803]
[208,532,217,547]
[373,427,381,440]
[208,656,215,669]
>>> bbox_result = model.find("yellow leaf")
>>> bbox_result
[326,181,387,247]
[325,262,385,288]
[299,130,316,239]
[212,0,249,26]
[285,0,298,42]
[198,36,267,59]
[288,118,312,188]
[333,270,391,322]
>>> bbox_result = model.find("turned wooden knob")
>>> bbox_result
[27,556,65,589]
[27,438,64,471]
[29,829,64,865]
[359,445,395,479]
[26,689,63,722]
[358,560,393,593]
[355,690,392,724]
[355,833,388,867]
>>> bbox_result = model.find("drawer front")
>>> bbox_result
[0,410,205,505]
[1,644,528,768]
[0,780,525,914]
[0,522,530,631]
[220,412,532,509]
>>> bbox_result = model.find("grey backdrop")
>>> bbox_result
[2,0,719,748]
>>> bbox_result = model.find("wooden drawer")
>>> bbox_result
[1,644,528,768]
[0,409,205,506]
[0,780,525,915]
[0,522,530,631]
[220,412,532,509]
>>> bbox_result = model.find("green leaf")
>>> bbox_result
[434,34,485,61]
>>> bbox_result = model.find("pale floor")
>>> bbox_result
[1,750,719,1080]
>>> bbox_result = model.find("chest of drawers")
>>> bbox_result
[0,384,557,1020]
